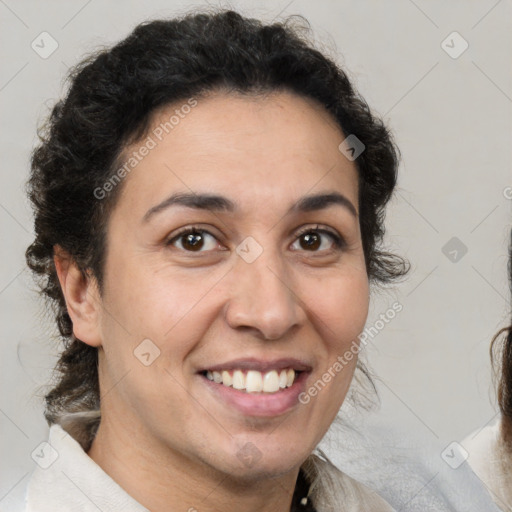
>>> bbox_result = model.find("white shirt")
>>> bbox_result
[14,411,504,512]
[24,424,148,512]
[17,421,392,512]
[463,417,512,512]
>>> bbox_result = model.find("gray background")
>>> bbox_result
[1,0,511,508]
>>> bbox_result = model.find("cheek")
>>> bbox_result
[278,278,367,453]
[104,253,211,337]
[301,270,369,414]
[99,258,227,402]
[307,269,370,348]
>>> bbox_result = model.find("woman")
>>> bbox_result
[21,7,437,511]
[464,231,512,511]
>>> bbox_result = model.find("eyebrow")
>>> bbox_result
[142,191,358,223]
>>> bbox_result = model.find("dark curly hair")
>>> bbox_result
[25,8,408,430]
[491,229,512,438]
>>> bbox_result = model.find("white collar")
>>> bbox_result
[25,424,148,512]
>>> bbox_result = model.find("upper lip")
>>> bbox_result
[198,357,312,374]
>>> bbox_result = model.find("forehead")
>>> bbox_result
[114,90,358,219]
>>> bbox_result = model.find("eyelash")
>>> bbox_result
[166,224,346,253]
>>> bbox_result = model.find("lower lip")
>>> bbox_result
[199,371,310,417]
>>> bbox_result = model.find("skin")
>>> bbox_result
[54,89,369,512]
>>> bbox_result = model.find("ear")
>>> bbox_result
[53,245,102,347]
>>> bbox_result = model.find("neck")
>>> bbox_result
[87,412,301,512]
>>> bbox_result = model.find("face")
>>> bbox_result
[91,90,369,480]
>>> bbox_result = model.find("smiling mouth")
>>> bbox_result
[200,368,302,394]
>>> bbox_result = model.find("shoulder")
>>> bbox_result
[463,417,502,476]
[303,453,394,512]
[21,423,148,512]
[463,417,512,511]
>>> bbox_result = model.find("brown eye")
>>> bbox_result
[300,232,321,251]
[292,226,344,252]
[167,228,220,252]
[181,231,204,251]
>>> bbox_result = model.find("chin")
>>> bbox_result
[221,456,302,484]
[225,437,310,479]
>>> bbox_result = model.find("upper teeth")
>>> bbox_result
[205,369,296,393]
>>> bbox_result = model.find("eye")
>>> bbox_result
[166,227,221,252]
[166,224,345,254]
[291,225,345,252]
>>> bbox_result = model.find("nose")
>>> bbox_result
[224,246,304,341]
